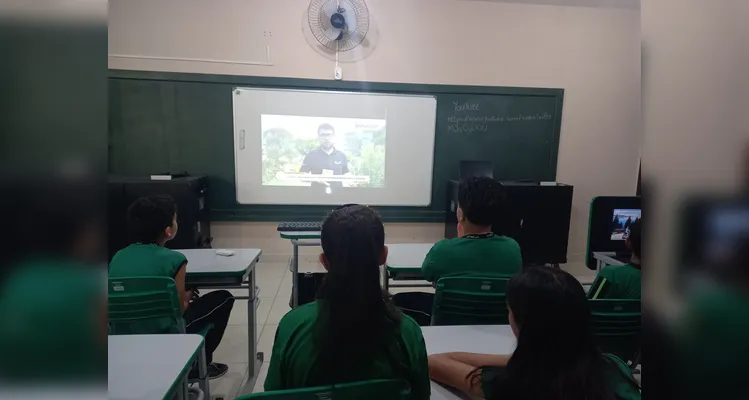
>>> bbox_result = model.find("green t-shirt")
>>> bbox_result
[588,264,641,299]
[678,287,749,398]
[481,353,640,400]
[109,243,187,280]
[421,234,522,282]
[109,243,187,333]
[264,301,430,400]
[0,260,105,381]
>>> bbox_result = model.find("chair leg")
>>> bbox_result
[177,376,188,400]
[197,346,210,399]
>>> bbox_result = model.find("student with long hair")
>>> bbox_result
[428,267,640,400]
[265,205,430,399]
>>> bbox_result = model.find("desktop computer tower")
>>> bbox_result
[108,175,211,260]
[445,181,573,265]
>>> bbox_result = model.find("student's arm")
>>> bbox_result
[174,263,190,312]
[420,246,441,283]
[428,354,486,399]
[437,352,510,368]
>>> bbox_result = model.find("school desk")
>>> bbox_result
[108,334,204,400]
[179,248,262,396]
[422,325,516,400]
[383,243,436,291]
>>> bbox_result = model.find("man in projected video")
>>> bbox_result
[299,123,350,189]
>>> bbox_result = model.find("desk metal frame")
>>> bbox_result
[186,254,262,396]
[280,232,434,305]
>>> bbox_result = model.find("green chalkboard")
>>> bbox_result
[109,70,563,222]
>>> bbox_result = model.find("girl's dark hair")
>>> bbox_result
[472,267,617,400]
[315,204,403,383]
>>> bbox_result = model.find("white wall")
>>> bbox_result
[642,0,749,303]
[109,0,640,268]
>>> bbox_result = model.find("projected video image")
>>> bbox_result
[261,114,386,189]
[611,209,641,240]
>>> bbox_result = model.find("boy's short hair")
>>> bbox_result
[628,218,641,257]
[457,177,504,227]
[126,195,177,244]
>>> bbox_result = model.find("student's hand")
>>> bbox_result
[184,289,195,309]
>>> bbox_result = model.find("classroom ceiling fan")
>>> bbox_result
[307,0,370,80]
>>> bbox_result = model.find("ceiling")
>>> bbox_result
[456,0,640,10]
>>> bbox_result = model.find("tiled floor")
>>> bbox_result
[207,259,597,399]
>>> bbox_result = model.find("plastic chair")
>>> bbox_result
[236,379,410,400]
[108,276,211,399]
[431,276,511,326]
[588,299,641,364]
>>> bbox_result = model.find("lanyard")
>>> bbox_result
[462,232,495,239]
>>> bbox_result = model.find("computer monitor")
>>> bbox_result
[586,196,641,269]
[679,195,749,271]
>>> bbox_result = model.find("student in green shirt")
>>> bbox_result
[265,205,430,399]
[0,178,106,382]
[393,177,523,324]
[589,218,642,299]
[109,196,235,379]
[428,267,641,400]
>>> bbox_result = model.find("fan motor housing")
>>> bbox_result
[330,12,345,29]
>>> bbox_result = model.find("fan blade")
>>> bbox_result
[322,0,338,23]
[323,25,343,41]
[339,7,357,35]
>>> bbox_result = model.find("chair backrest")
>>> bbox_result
[431,276,511,326]
[108,276,185,335]
[236,379,410,400]
[588,299,641,362]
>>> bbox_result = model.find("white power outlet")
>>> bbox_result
[334,66,343,80]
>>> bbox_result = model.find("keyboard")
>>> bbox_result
[277,221,323,232]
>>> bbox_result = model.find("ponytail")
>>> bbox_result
[315,205,403,383]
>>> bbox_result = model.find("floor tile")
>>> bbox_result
[266,297,292,325]
[206,362,247,400]
[253,297,272,328]
[257,324,278,359]
[252,363,270,393]
[257,275,284,299]
[213,325,250,364]
[255,262,288,281]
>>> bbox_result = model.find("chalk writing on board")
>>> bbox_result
[453,102,480,112]
[446,112,553,134]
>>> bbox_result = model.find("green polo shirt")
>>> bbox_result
[588,264,641,300]
[481,354,640,400]
[109,243,187,334]
[265,301,430,400]
[421,233,522,282]
[0,259,105,380]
